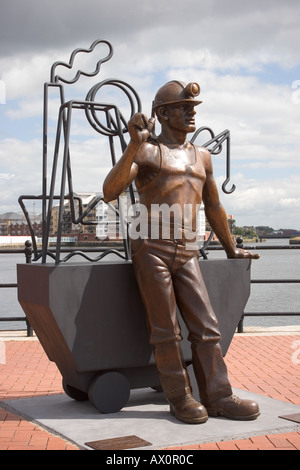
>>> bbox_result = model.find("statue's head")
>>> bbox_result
[152,81,202,117]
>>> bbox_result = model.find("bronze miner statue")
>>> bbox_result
[103,80,260,424]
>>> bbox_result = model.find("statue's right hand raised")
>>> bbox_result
[128,113,155,143]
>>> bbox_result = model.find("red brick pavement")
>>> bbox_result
[0,334,300,450]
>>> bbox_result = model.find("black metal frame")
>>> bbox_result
[18,39,236,264]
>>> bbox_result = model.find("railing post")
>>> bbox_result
[237,314,244,333]
[25,318,33,337]
[24,240,33,336]
[236,236,244,249]
[24,240,32,264]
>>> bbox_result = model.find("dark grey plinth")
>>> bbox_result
[17,258,251,413]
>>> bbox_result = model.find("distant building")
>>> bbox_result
[0,202,237,245]
[50,192,125,242]
[0,212,42,237]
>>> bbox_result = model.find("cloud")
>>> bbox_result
[0,135,113,214]
[0,0,299,230]
[217,173,300,229]
[1,0,300,67]
[0,173,15,179]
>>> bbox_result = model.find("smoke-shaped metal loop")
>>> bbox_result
[50,39,113,84]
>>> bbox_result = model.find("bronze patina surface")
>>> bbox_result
[103,80,260,423]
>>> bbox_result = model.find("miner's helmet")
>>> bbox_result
[152,80,202,114]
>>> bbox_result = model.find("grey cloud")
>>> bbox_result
[0,0,299,67]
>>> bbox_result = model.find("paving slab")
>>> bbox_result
[2,388,300,450]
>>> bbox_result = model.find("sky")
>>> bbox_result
[0,0,299,230]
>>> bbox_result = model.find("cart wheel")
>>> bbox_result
[88,372,130,413]
[62,378,88,401]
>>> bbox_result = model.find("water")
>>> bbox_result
[0,240,299,330]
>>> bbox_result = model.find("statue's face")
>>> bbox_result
[163,102,197,134]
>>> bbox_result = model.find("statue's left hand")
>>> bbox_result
[228,248,260,260]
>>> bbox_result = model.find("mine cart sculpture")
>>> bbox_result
[18,40,258,419]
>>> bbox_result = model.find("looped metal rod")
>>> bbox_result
[85,79,142,137]
[191,126,236,194]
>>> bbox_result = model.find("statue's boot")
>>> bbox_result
[191,343,260,421]
[204,395,260,421]
[153,342,208,424]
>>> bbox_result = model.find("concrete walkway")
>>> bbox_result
[0,329,300,450]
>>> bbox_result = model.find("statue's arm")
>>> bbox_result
[102,141,139,203]
[201,148,259,260]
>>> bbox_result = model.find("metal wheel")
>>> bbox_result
[88,371,130,413]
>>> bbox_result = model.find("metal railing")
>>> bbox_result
[238,278,300,333]
[0,242,299,336]
[0,241,33,336]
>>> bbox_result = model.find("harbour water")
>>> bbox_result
[0,239,299,331]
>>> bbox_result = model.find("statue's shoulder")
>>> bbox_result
[134,138,160,166]
[194,145,212,170]
[194,144,210,157]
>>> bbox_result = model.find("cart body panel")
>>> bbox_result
[17,258,251,408]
